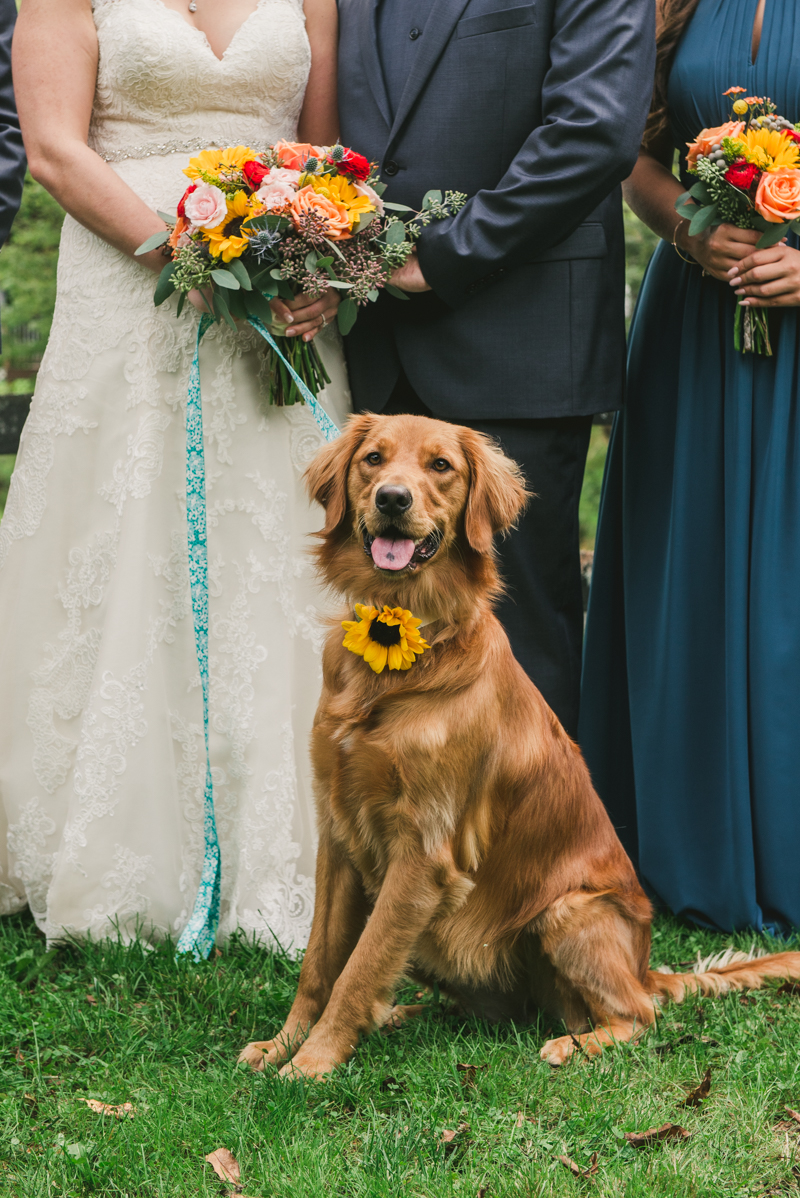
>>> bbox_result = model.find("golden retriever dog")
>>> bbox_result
[239,413,800,1079]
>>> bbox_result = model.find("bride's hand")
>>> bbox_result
[270,287,341,342]
[728,242,800,307]
[680,221,761,281]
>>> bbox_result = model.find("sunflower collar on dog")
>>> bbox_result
[342,604,430,673]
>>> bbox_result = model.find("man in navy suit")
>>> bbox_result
[337,0,655,736]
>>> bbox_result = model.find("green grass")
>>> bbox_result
[579,425,611,550]
[2,911,800,1196]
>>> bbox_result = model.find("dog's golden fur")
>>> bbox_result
[239,413,800,1078]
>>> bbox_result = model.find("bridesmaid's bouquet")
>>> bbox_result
[135,141,465,404]
[678,90,800,355]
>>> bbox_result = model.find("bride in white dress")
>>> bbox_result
[0,0,351,949]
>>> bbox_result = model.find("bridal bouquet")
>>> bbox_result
[677,90,800,355]
[136,141,466,404]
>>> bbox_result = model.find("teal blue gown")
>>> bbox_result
[580,0,800,934]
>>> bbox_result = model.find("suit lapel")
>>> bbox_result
[387,0,473,145]
[358,0,392,132]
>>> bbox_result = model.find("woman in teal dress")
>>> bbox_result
[580,0,800,933]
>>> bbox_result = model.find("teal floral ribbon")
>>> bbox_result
[176,311,341,960]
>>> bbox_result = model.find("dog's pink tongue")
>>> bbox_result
[371,535,416,571]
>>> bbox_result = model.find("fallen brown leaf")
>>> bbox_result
[85,994,97,1006]
[681,1066,712,1107]
[205,1147,241,1187]
[558,1152,599,1179]
[456,1062,485,1089]
[784,1107,800,1127]
[625,1123,690,1149]
[440,1122,469,1151]
[777,982,800,998]
[81,1099,135,1119]
[14,1048,24,1063]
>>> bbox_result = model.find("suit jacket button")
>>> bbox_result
[384,159,399,176]
[409,26,421,39]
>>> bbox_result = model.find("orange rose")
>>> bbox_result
[274,139,324,170]
[755,166,800,223]
[168,213,190,250]
[686,121,745,170]
[290,185,351,240]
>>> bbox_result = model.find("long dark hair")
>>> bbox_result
[643,0,703,149]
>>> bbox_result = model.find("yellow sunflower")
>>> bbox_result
[205,190,263,262]
[306,172,375,229]
[342,604,430,673]
[730,127,800,171]
[184,145,256,182]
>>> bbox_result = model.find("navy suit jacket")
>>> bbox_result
[0,0,24,249]
[337,0,656,419]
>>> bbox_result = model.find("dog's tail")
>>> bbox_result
[646,947,800,1003]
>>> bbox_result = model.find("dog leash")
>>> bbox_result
[176,312,341,961]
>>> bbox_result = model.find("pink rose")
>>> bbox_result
[355,181,384,214]
[184,182,228,229]
[255,169,300,212]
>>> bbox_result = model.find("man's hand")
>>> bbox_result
[389,250,431,293]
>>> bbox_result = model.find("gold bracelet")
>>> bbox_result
[672,220,696,265]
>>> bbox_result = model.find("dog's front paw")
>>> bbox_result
[278,1038,350,1081]
[539,1034,578,1067]
[237,1038,293,1072]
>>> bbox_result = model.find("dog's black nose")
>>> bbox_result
[375,485,413,518]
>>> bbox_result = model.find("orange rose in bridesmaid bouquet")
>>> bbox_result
[274,139,324,170]
[755,167,800,222]
[290,185,352,239]
[686,120,745,169]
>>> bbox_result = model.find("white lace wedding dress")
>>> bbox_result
[0,0,351,949]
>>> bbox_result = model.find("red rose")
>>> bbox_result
[724,160,760,190]
[177,183,198,218]
[785,130,800,144]
[243,159,270,189]
[333,149,371,181]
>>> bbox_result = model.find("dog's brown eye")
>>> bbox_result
[432,458,451,472]
[365,452,381,466]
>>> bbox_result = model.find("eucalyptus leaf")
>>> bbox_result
[157,209,176,224]
[326,280,354,289]
[422,189,443,209]
[244,290,274,323]
[366,289,379,302]
[316,256,333,270]
[791,218,800,235]
[687,204,718,236]
[135,229,170,256]
[304,250,319,273]
[269,268,284,279]
[382,202,414,212]
[323,237,347,261]
[688,182,712,204]
[384,284,410,301]
[211,269,241,290]
[373,181,387,196]
[354,211,377,233]
[337,297,358,336]
[154,262,176,306]
[276,279,294,302]
[675,200,698,221]
[176,291,186,318]
[386,222,407,245]
[213,290,237,331]
[227,257,252,290]
[756,221,790,249]
[226,289,247,319]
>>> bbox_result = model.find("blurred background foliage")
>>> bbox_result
[0,184,660,534]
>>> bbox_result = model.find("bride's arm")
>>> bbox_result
[298,0,338,146]
[623,135,759,282]
[13,0,168,276]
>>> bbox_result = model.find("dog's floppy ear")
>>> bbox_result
[304,412,376,533]
[462,430,529,554]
